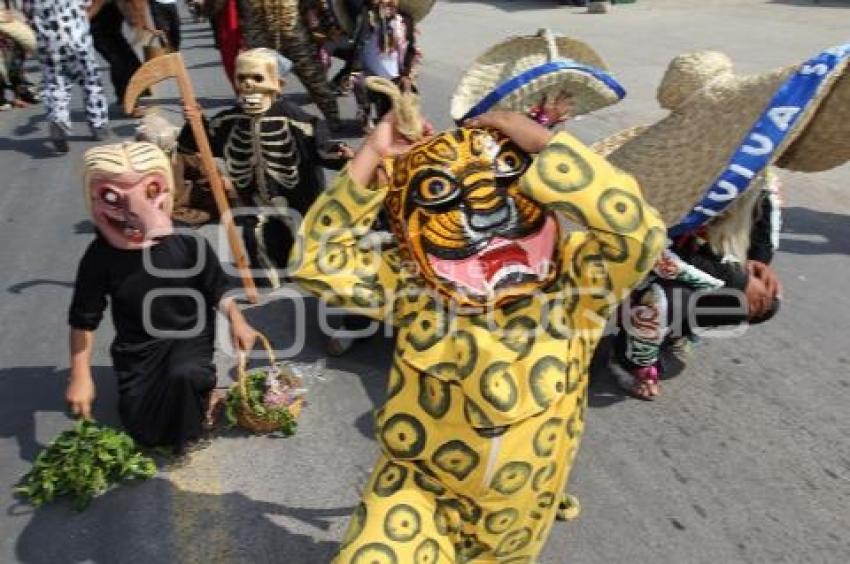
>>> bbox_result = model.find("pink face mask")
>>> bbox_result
[89,171,174,250]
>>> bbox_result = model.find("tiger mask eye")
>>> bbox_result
[410,170,461,209]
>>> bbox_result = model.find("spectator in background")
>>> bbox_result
[352,0,419,131]
[150,0,180,51]
[21,0,110,152]
[1,0,40,110]
[88,0,146,113]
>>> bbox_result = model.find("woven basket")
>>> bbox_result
[234,334,304,434]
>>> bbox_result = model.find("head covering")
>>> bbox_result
[594,45,850,234]
[450,29,626,122]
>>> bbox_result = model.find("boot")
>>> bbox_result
[49,122,70,154]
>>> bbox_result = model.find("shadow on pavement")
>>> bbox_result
[0,133,58,160]
[7,280,74,295]
[13,477,347,564]
[780,206,850,256]
[0,366,119,464]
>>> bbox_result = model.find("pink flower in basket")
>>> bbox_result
[262,366,304,409]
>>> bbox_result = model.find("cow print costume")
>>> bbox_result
[21,0,108,130]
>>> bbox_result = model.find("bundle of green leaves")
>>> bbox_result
[224,367,298,436]
[15,420,157,510]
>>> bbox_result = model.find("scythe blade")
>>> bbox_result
[123,53,182,115]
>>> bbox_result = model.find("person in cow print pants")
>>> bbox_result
[21,0,110,153]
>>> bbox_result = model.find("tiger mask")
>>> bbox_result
[382,128,559,309]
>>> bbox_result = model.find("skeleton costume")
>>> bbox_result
[178,48,346,287]
[69,143,231,452]
[291,123,665,561]
[21,0,108,131]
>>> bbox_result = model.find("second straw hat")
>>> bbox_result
[451,29,626,122]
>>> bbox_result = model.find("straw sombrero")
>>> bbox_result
[328,0,435,34]
[450,29,626,122]
[599,47,850,231]
[0,10,36,54]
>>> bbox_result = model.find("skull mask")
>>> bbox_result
[235,49,281,114]
[382,128,559,310]
[83,142,175,250]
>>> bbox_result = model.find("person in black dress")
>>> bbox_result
[66,142,257,453]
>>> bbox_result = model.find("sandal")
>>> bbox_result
[612,361,660,401]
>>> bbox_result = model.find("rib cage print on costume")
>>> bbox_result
[213,114,301,204]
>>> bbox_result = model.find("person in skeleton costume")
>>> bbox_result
[290,71,665,560]
[66,142,257,453]
[20,0,110,153]
[178,48,350,288]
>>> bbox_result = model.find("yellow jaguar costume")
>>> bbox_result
[291,129,665,562]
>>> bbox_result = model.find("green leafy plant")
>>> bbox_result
[224,367,299,436]
[14,420,157,511]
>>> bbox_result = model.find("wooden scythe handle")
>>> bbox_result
[125,53,259,304]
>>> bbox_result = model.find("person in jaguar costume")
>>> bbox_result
[179,48,352,288]
[290,74,665,560]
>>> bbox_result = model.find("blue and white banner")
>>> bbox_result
[460,60,627,122]
[669,43,850,237]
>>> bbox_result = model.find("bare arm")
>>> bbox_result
[67,328,96,420]
[219,297,258,353]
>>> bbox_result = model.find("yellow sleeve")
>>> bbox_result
[288,166,403,322]
[520,131,667,303]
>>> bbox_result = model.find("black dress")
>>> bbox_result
[69,232,231,451]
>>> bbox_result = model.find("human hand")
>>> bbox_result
[337,143,356,160]
[231,319,258,353]
[744,273,773,320]
[365,112,420,158]
[66,372,95,420]
[183,104,202,123]
[463,111,554,154]
[747,260,782,299]
[399,76,414,93]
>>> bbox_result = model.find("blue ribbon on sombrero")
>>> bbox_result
[459,60,627,122]
[669,43,850,237]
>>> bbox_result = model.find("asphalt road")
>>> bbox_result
[1,1,849,563]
